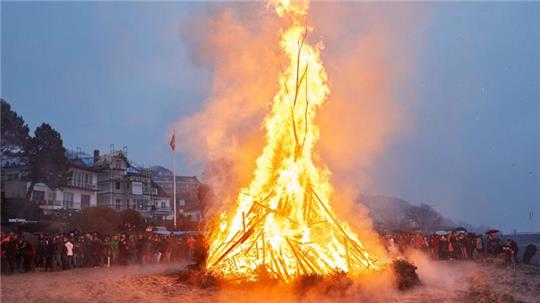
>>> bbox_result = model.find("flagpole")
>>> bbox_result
[172,133,177,229]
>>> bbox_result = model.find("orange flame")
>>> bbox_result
[206,0,382,282]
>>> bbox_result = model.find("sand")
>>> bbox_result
[1,258,539,303]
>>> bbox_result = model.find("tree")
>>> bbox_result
[25,123,70,201]
[69,207,121,234]
[403,203,443,232]
[120,208,144,230]
[1,99,30,157]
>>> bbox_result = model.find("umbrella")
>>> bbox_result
[485,229,500,234]
[454,227,467,232]
[435,230,448,236]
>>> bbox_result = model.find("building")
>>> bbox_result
[1,147,197,221]
[1,155,98,214]
[150,181,172,219]
[150,165,202,221]
[93,150,172,219]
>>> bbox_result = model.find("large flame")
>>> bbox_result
[206,0,381,282]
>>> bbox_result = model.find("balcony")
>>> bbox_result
[67,181,97,191]
[36,200,63,210]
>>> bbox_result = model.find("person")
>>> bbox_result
[2,234,17,274]
[414,234,423,250]
[73,237,83,268]
[159,235,169,263]
[103,237,112,267]
[143,235,152,264]
[439,235,448,259]
[448,233,456,260]
[21,238,34,272]
[36,234,47,268]
[186,236,196,261]
[83,234,93,267]
[475,235,484,259]
[53,235,64,270]
[459,233,468,259]
[45,236,54,272]
[502,245,516,271]
[65,237,74,269]
[118,234,128,265]
[92,233,103,266]
[506,239,519,263]
[522,244,537,265]
[487,233,501,255]
[128,235,137,264]
[136,235,145,264]
[110,235,119,265]
[152,235,161,263]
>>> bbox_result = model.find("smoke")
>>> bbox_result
[173,1,426,259]
[175,3,282,203]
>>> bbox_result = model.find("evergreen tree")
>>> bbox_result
[26,123,70,200]
[1,99,30,158]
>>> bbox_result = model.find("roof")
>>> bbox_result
[67,158,98,172]
[93,151,132,169]
[151,181,170,198]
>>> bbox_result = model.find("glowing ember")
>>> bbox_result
[206,0,381,282]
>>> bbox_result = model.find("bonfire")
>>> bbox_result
[206,0,382,282]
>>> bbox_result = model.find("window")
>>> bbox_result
[161,201,166,209]
[6,173,18,181]
[132,182,143,195]
[152,188,158,195]
[115,199,121,210]
[178,199,186,206]
[63,192,74,208]
[47,191,56,202]
[115,160,121,169]
[115,181,121,190]
[81,194,90,208]
[32,190,45,202]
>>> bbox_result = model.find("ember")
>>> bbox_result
[205,0,383,282]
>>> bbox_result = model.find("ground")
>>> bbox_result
[1,257,539,303]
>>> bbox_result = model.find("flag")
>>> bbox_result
[169,131,176,151]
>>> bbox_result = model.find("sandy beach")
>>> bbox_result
[2,256,539,303]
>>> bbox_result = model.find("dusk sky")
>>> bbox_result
[2,1,539,232]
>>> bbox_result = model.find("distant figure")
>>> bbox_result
[64,238,74,269]
[475,235,484,259]
[186,236,196,261]
[522,244,537,265]
[506,239,519,263]
[502,245,516,271]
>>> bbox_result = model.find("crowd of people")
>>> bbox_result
[2,228,537,275]
[1,230,197,274]
[381,230,525,268]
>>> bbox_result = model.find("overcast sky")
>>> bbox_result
[2,1,539,232]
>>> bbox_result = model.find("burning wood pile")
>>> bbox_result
[204,0,382,283]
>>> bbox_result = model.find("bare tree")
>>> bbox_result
[403,203,443,232]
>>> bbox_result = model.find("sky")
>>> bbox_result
[2,1,539,232]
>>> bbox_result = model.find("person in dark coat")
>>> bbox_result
[522,244,537,264]
[53,235,65,270]
[45,236,54,272]
[22,238,35,272]
[1,234,17,274]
